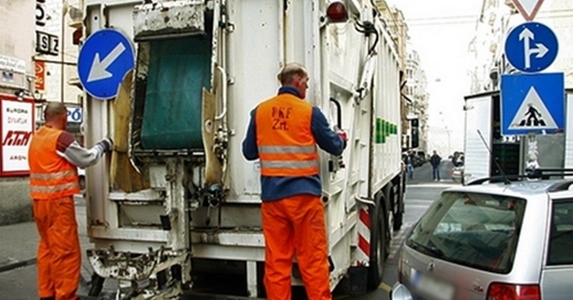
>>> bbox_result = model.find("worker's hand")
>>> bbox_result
[100,138,114,152]
[337,130,348,149]
[337,130,347,142]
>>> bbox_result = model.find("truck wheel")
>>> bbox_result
[367,198,388,290]
[393,212,403,231]
[88,272,104,296]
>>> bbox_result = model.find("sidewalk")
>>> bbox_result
[0,195,115,299]
[0,219,38,272]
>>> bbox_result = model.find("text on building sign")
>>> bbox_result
[2,131,33,147]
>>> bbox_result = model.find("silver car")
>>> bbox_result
[392,177,573,300]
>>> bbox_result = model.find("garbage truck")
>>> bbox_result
[79,0,405,298]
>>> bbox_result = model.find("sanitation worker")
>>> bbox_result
[242,63,347,300]
[28,102,112,300]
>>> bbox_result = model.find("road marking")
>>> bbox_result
[379,282,392,292]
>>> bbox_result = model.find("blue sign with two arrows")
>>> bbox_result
[77,29,135,100]
[504,22,558,73]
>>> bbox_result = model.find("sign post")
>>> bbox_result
[502,0,563,171]
[500,73,564,136]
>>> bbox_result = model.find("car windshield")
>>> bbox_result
[406,191,526,274]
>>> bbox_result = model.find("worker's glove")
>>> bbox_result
[337,130,348,149]
[99,138,114,152]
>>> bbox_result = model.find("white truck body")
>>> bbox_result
[463,91,494,183]
[80,0,404,298]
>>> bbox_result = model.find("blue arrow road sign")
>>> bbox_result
[505,22,558,73]
[501,72,564,136]
[77,29,134,100]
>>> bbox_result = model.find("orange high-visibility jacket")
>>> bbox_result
[28,126,80,199]
[255,93,319,177]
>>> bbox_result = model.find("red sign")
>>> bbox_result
[2,131,33,146]
[511,0,544,21]
[0,95,34,176]
[35,61,45,91]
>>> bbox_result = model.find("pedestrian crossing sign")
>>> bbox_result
[500,72,564,136]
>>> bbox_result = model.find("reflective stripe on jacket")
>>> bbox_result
[255,93,319,176]
[28,126,80,199]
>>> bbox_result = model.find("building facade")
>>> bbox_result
[469,0,573,92]
[0,0,36,225]
[0,0,82,225]
[404,47,429,154]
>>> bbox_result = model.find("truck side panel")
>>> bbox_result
[464,93,493,182]
[565,92,573,168]
[372,23,401,194]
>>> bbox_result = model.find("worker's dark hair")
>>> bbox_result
[277,63,308,85]
[44,102,67,121]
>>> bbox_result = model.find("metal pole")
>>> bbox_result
[61,1,67,103]
[526,133,539,170]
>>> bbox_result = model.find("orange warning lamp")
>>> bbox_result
[326,1,348,23]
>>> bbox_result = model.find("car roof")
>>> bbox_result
[443,179,573,199]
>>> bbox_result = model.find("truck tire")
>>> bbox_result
[393,211,403,231]
[367,195,388,290]
[88,272,104,296]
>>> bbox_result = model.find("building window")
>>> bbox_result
[2,71,14,82]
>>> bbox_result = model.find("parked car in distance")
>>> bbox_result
[450,166,464,184]
[392,171,573,300]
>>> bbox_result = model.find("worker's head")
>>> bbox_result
[277,63,309,99]
[44,102,68,129]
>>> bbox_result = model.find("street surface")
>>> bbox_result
[0,160,456,300]
[351,159,456,300]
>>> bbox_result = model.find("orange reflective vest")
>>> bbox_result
[28,126,80,199]
[255,93,319,177]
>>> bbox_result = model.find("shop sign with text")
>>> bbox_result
[1,97,34,176]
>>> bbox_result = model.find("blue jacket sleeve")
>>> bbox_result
[242,111,259,161]
[311,107,345,156]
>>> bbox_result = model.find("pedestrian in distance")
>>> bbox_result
[242,63,347,300]
[28,102,113,300]
[404,151,414,179]
[430,150,442,181]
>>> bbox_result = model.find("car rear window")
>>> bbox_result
[547,200,573,265]
[406,191,526,274]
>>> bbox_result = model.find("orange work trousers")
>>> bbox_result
[33,196,81,300]
[261,194,332,300]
